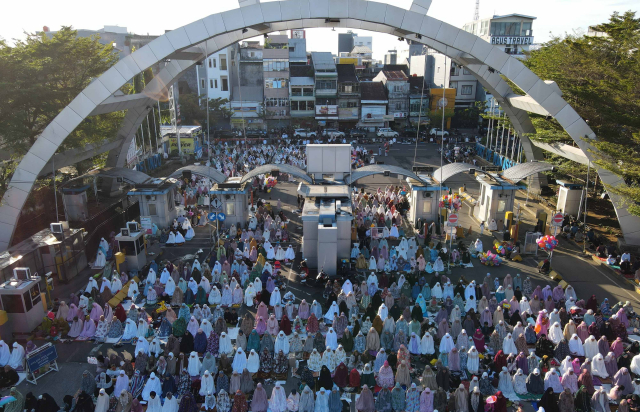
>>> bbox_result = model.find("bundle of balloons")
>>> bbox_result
[480,250,503,266]
[494,241,514,256]
[536,235,558,252]
[264,176,278,193]
[439,193,462,211]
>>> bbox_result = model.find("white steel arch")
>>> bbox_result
[1,0,634,251]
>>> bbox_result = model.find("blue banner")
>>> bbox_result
[26,344,58,372]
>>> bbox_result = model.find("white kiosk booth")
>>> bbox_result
[473,173,524,224]
[127,178,179,230]
[115,222,147,271]
[299,185,353,275]
[0,268,45,334]
[405,175,448,227]
[556,180,584,217]
[209,178,250,229]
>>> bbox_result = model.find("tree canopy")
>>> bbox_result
[524,11,640,214]
[0,27,127,192]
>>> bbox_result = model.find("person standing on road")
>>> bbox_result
[480,221,486,236]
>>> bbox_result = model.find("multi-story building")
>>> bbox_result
[289,65,315,127]
[312,52,338,127]
[353,35,373,50]
[449,63,479,108]
[289,30,308,64]
[336,64,360,128]
[262,34,290,129]
[359,81,389,130]
[196,49,231,101]
[229,41,265,130]
[463,14,536,57]
[372,70,409,126]
[338,32,355,55]
[408,76,430,127]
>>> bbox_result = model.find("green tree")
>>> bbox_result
[523,11,640,214]
[429,108,455,129]
[0,27,123,155]
[177,93,232,127]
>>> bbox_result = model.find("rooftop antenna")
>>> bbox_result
[474,0,480,21]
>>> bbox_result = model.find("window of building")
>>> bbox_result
[291,88,302,96]
[265,78,289,88]
[463,68,471,75]
[291,101,298,110]
[522,22,532,36]
[220,55,227,70]
[148,203,157,216]
[265,98,289,107]
[393,84,404,93]
[221,77,228,91]
[263,59,289,72]
[410,101,425,113]
[461,85,473,95]
[340,83,359,93]
[316,80,337,90]
[315,98,335,105]
[303,87,314,97]
[210,79,214,88]
[212,58,216,68]
[422,201,431,213]
[208,59,212,68]
[289,46,295,52]
[225,202,235,216]
[395,102,403,110]
[201,79,205,89]
[490,22,521,36]
[215,79,218,88]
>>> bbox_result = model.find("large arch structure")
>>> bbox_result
[345,164,425,185]
[1,0,636,251]
[239,164,313,184]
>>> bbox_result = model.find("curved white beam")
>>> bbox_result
[1,0,635,251]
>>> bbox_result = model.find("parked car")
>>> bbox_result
[429,128,449,136]
[347,128,368,139]
[322,128,345,138]
[294,128,317,138]
[218,131,238,140]
[376,128,399,138]
[402,127,417,137]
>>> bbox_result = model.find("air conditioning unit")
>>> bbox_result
[145,195,157,201]
[116,177,124,183]
[121,228,130,237]
[127,222,140,233]
[13,267,31,280]
[422,191,432,198]
[50,221,70,241]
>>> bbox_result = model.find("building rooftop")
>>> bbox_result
[351,45,373,54]
[491,13,536,20]
[336,64,358,83]
[311,52,336,71]
[290,77,314,86]
[408,76,428,91]
[290,65,314,77]
[382,64,409,76]
[360,81,388,101]
[381,70,408,80]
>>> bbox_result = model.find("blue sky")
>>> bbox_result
[2,0,638,60]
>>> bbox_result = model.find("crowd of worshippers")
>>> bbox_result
[23,247,640,412]
[205,142,307,178]
[352,186,412,245]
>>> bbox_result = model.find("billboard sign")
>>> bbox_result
[316,105,338,115]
